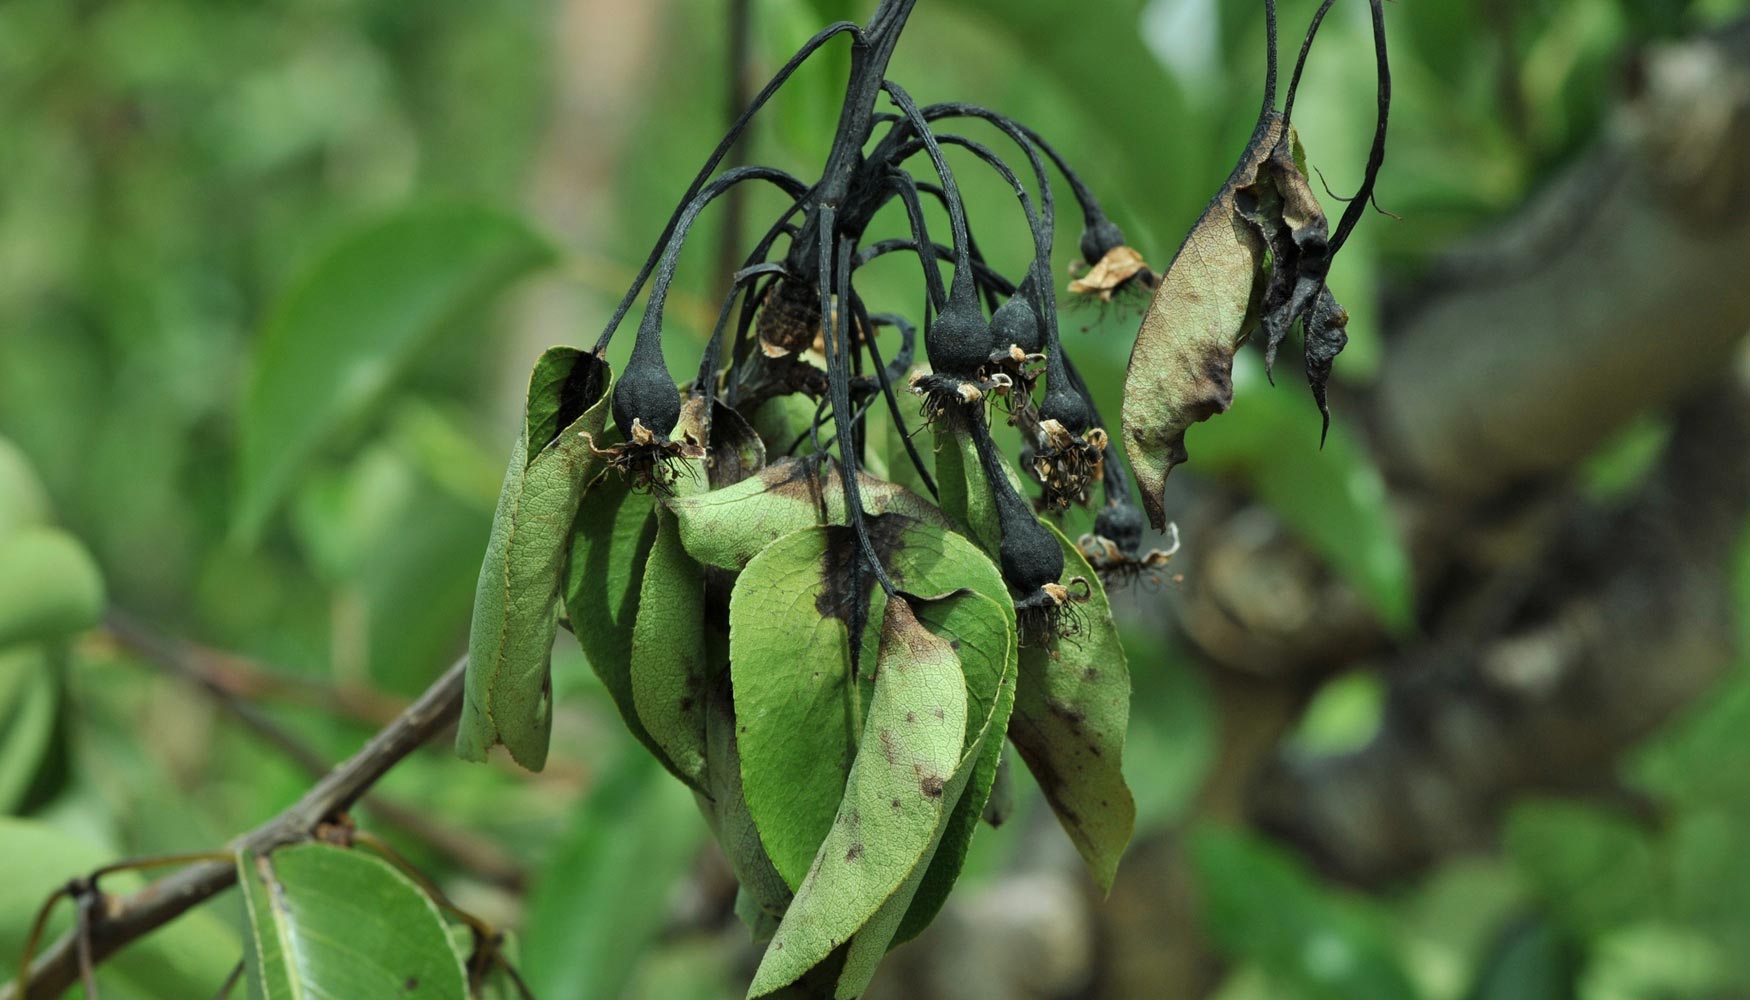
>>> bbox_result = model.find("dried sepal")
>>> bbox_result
[1014,576,1092,646]
[583,417,707,496]
[1067,244,1154,302]
[1078,519,1180,589]
[1027,419,1106,510]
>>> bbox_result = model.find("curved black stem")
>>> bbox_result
[1282,0,1338,126]
[880,172,947,311]
[1329,0,1391,255]
[851,297,938,498]
[880,81,976,304]
[855,239,1015,297]
[626,167,808,370]
[816,206,897,596]
[592,20,860,354]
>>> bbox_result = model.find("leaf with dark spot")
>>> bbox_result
[1121,115,1284,530]
[1008,522,1135,892]
[669,458,947,572]
[728,516,1006,891]
[748,599,967,998]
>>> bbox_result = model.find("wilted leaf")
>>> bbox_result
[1191,825,1420,1000]
[562,465,669,769]
[891,589,1017,945]
[669,458,946,572]
[629,396,715,791]
[458,349,612,771]
[236,203,555,538]
[0,526,104,649]
[521,749,705,1000]
[1122,115,1284,530]
[629,507,711,790]
[1008,522,1135,892]
[238,843,466,999]
[748,599,969,998]
[702,671,795,925]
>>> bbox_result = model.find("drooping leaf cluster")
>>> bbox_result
[457,0,1388,993]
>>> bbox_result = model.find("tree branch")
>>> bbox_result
[1374,19,1750,498]
[2,656,469,1000]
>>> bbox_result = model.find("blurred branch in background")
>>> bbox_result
[2,657,469,1000]
[102,613,527,893]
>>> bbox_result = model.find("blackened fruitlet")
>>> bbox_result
[612,354,681,441]
[1092,502,1144,556]
[988,287,1042,356]
[999,502,1064,596]
[1078,216,1127,267]
[926,291,993,378]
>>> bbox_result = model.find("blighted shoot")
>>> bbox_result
[458,0,1385,993]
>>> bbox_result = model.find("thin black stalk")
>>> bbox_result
[593,20,859,354]
[1329,0,1390,254]
[851,296,938,497]
[816,204,896,595]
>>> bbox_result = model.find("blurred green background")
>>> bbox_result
[2,0,1749,997]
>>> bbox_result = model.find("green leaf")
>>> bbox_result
[563,464,670,766]
[0,646,60,814]
[702,669,796,926]
[1504,800,1658,939]
[931,425,1002,555]
[0,436,50,537]
[1191,825,1421,1000]
[748,599,969,998]
[458,349,612,771]
[1463,916,1583,1000]
[1187,352,1415,632]
[0,526,104,649]
[238,842,467,1000]
[1121,116,1281,530]
[1008,522,1135,892]
[0,817,240,996]
[669,457,947,572]
[521,748,705,1000]
[236,203,555,539]
[629,505,711,790]
[728,526,867,890]
[729,517,1008,889]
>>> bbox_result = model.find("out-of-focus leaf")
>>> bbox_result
[1009,522,1134,892]
[748,599,969,998]
[729,517,1007,890]
[1504,800,1658,939]
[1191,825,1420,1000]
[236,203,555,539]
[0,436,49,537]
[0,817,239,995]
[458,349,612,771]
[1464,915,1583,1000]
[0,647,59,814]
[669,457,946,572]
[1188,352,1415,632]
[238,842,466,1000]
[1122,115,1281,530]
[0,527,104,649]
[521,748,705,1000]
